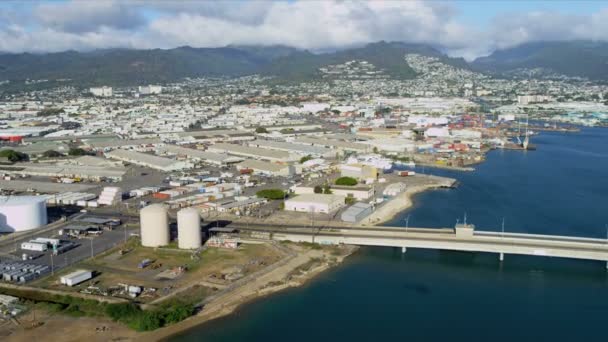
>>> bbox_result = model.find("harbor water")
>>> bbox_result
[170,127,608,342]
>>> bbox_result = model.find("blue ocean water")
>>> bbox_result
[170,127,608,342]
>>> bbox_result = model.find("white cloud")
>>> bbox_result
[33,1,145,34]
[0,0,607,59]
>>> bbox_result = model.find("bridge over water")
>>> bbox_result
[231,222,608,267]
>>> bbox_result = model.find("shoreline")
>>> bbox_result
[363,176,457,226]
[150,176,456,341]
[3,177,456,342]
[142,244,358,342]
[149,176,456,341]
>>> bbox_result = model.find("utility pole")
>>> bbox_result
[90,238,94,259]
[50,253,54,275]
[405,214,410,233]
[502,217,505,238]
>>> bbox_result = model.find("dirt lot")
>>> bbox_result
[31,240,284,303]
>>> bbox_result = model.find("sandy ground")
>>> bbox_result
[4,312,137,342]
[363,184,437,225]
[363,176,456,226]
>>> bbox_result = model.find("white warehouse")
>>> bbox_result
[0,196,48,233]
[284,194,345,214]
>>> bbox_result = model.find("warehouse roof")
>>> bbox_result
[236,159,288,172]
[0,180,98,193]
[286,193,344,204]
[105,149,176,168]
[2,162,127,178]
[87,138,161,149]
[293,137,369,151]
[158,145,243,164]
[247,140,333,156]
[175,129,242,136]
[209,143,292,160]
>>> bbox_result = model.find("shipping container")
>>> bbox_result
[152,192,171,200]
[60,270,92,286]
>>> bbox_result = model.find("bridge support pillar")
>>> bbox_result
[499,253,504,262]
[401,247,407,253]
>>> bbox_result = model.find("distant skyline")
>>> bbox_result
[1,0,607,59]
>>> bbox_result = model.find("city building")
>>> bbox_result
[89,86,112,97]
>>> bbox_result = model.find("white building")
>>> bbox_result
[517,95,551,105]
[293,185,373,200]
[139,85,162,95]
[424,127,450,138]
[284,194,345,214]
[90,86,113,97]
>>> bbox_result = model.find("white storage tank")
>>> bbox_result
[0,196,48,233]
[140,204,169,247]
[177,207,202,249]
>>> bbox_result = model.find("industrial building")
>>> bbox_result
[105,149,191,172]
[236,159,296,177]
[1,163,127,181]
[247,140,334,158]
[341,202,374,222]
[293,137,370,153]
[208,143,298,162]
[158,145,244,166]
[284,194,345,214]
[340,164,379,180]
[293,185,373,200]
[140,204,170,247]
[86,138,162,151]
[0,196,48,233]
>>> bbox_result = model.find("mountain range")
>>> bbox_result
[1,40,607,88]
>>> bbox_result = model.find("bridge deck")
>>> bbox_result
[233,223,608,263]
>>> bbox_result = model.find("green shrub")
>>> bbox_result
[335,177,357,186]
[0,149,28,162]
[256,189,286,200]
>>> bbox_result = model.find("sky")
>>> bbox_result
[1,0,607,60]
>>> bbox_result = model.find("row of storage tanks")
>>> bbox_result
[140,204,202,249]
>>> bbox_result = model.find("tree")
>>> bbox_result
[68,148,87,156]
[255,127,268,134]
[42,150,64,158]
[372,147,378,154]
[36,107,64,117]
[313,185,323,194]
[0,149,28,162]
[300,155,313,164]
[345,195,356,205]
[256,189,287,200]
[335,177,358,186]
[322,183,332,194]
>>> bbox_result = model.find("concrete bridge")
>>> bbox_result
[232,222,608,267]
